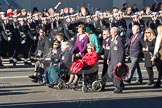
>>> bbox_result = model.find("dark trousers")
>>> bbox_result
[101,64,123,90]
[156,60,162,85]
[146,67,154,83]
[13,43,29,60]
[108,64,123,90]
[1,41,14,57]
[0,57,2,64]
[101,59,108,78]
[29,41,38,57]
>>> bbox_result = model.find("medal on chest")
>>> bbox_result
[114,46,118,50]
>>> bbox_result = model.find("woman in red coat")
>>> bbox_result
[67,43,99,85]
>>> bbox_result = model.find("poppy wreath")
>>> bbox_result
[114,63,129,80]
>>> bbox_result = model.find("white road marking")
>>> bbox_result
[0,76,28,79]
[0,69,158,79]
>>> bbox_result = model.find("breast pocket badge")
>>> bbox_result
[114,40,118,45]
[114,46,118,50]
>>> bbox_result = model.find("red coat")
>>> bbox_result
[70,51,98,73]
[82,51,99,66]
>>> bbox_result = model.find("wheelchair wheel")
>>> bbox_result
[92,81,102,92]
[57,82,63,90]
[82,86,88,93]
[38,78,45,86]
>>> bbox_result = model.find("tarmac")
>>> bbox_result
[0,59,162,108]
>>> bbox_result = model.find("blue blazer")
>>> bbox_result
[108,35,125,65]
[127,33,144,58]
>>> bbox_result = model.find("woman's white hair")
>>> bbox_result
[132,25,139,30]
[61,41,71,49]
[87,43,96,50]
[110,27,119,33]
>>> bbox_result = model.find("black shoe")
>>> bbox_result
[9,59,13,63]
[29,75,37,79]
[124,79,131,84]
[17,58,22,61]
[24,62,32,66]
[146,81,154,85]
[30,58,35,63]
[127,57,131,63]
[13,62,16,66]
[31,79,38,83]
[0,63,4,67]
[48,84,54,88]
[112,88,122,94]
[153,83,161,88]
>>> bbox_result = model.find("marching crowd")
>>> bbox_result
[0,2,162,93]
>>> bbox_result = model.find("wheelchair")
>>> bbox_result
[38,63,69,89]
[67,63,102,92]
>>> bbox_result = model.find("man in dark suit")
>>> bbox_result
[101,29,111,78]
[29,28,51,82]
[0,22,4,67]
[101,27,125,93]
[125,25,144,84]
[34,28,51,59]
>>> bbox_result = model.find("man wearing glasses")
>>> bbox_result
[35,28,51,58]
[101,27,125,94]
[101,29,111,81]
[29,28,51,82]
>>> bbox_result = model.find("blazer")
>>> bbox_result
[35,36,51,57]
[102,36,111,60]
[108,35,125,65]
[72,33,89,57]
[126,33,144,58]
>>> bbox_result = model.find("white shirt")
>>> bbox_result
[154,34,162,55]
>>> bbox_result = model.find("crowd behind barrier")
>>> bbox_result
[0,2,162,93]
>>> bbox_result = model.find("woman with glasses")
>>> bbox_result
[44,40,62,66]
[143,28,156,85]
[29,40,62,83]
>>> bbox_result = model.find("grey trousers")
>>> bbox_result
[127,57,142,81]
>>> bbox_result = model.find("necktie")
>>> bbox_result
[130,35,137,46]
[51,22,54,29]
[100,20,103,26]
[110,37,115,47]
[56,21,59,27]
[93,22,96,28]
